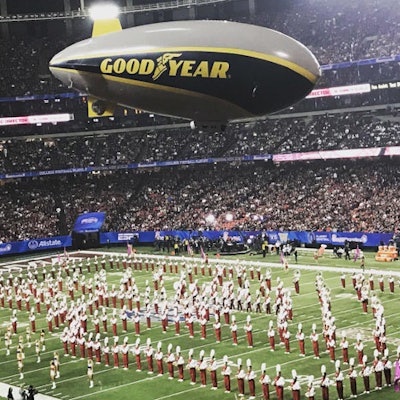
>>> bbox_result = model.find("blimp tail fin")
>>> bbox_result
[88,97,115,118]
[92,18,122,38]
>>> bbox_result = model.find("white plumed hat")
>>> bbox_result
[261,363,266,372]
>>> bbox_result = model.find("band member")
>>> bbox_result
[328,335,336,362]
[93,333,101,364]
[293,270,300,294]
[230,315,238,346]
[355,334,364,365]
[70,333,78,358]
[349,358,358,397]
[186,313,194,338]
[320,365,330,400]
[61,328,69,357]
[166,343,175,379]
[335,360,344,400]
[155,341,164,376]
[296,323,305,356]
[268,320,275,352]
[290,369,301,400]
[259,363,270,400]
[187,349,197,385]
[236,358,246,397]
[305,376,315,400]
[121,337,129,370]
[145,338,154,374]
[87,358,94,388]
[86,332,94,360]
[245,315,253,348]
[103,337,110,367]
[29,309,36,333]
[273,364,285,400]
[340,331,349,364]
[361,355,371,394]
[373,349,384,390]
[209,349,218,390]
[173,308,180,335]
[213,315,222,343]
[112,336,120,368]
[383,348,392,387]
[77,334,86,360]
[111,310,118,337]
[222,355,231,393]
[101,308,108,333]
[246,359,256,400]
[340,273,346,288]
[198,349,207,387]
[133,338,141,371]
[176,346,185,382]
[310,324,320,359]
[283,326,291,354]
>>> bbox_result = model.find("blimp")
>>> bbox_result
[49,5,320,130]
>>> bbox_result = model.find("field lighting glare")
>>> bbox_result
[89,3,120,20]
[225,213,233,222]
[205,214,215,224]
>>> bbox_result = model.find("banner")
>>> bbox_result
[0,229,395,258]
[100,230,394,248]
[73,212,106,233]
[0,236,72,256]
[311,231,393,247]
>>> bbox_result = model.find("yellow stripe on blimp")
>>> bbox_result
[51,47,319,84]
[48,66,254,117]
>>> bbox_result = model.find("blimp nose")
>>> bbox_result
[49,51,71,86]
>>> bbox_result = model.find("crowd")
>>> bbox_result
[0,111,398,174]
[0,158,399,242]
[0,0,398,243]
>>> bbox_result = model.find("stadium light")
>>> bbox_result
[89,3,120,20]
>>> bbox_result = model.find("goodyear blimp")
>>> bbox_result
[49,4,320,130]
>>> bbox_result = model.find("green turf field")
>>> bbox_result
[0,246,399,400]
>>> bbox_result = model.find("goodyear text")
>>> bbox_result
[99,53,229,81]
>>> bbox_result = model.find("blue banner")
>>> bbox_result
[100,230,393,248]
[73,212,106,233]
[311,231,393,247]
[0,236,72,256]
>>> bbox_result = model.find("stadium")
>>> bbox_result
[0,0,399,399]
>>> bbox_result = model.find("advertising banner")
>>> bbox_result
[73,212,106,233]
